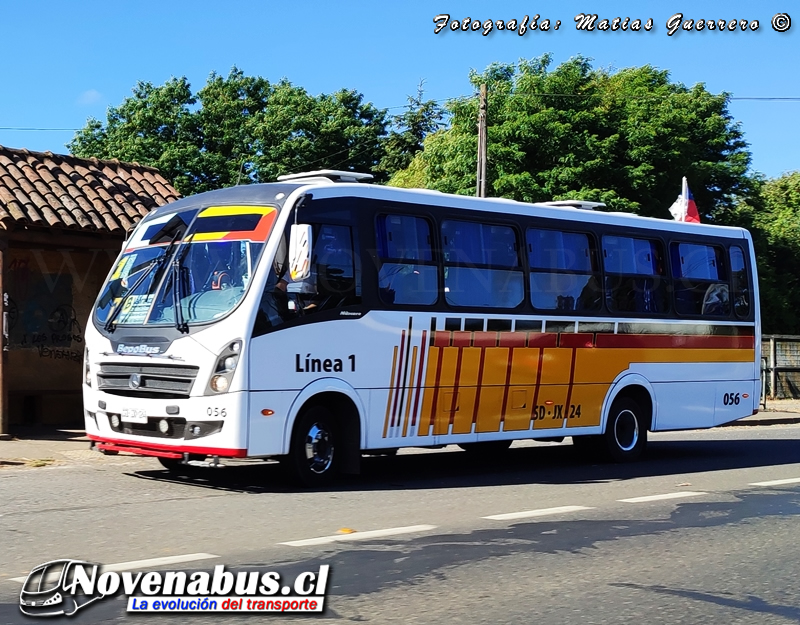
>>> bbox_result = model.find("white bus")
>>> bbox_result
[83,170,760,486]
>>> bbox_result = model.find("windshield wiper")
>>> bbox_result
[172,244,190,334]
[104,232,182,333]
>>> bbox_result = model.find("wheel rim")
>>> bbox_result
[304,422,334,474]
[614,409,639,452]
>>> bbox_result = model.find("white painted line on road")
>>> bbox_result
[750,477,800,487]
[618,491,707,503]
[483,505,595,521]
[9,553,219,583]
[279,524,437,547]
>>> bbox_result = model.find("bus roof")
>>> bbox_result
[145,178,749,240]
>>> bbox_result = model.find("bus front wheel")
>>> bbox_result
[603,396,647,462]
[283,405,339,488]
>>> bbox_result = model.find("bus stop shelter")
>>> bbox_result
[0,145,179,435]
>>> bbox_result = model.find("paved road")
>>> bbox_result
[2,425,800,624]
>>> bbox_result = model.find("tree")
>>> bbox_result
[389,55,754,221]
[377,82,444,177]
[69,68,390,196]
[734,172,800,333]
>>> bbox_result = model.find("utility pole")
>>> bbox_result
[476,83,487,198]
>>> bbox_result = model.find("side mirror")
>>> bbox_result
[288,224,312,281]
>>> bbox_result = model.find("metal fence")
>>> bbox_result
[762,335,800,401]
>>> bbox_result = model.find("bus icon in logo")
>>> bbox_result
[19,559,103,617]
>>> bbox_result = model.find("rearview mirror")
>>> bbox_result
[288,224,312,281]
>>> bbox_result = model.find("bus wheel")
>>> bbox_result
[284,406,339,488]
[603,397,647,462]
[458,440,512,457]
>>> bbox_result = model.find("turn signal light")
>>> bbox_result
[261,409,275,416]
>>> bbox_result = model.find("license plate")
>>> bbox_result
[121,408,148,424]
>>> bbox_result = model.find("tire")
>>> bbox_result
[283,405,339,488]
[603,396,648,462]
[458,440,512,457]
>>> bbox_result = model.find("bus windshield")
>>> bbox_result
[95,205,277,329]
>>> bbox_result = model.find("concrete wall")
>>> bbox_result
[6,245,118,425]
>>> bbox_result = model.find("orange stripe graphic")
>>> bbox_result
[402,346,418,437]
[411,330,427,428]
[382,346,399,438]
[390,330,406,429]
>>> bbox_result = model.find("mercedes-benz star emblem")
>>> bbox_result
[129,374,142,390]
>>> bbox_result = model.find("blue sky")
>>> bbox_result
[1,0,797,179]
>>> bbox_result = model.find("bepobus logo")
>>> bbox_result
[19,560,330,617]
[116,343,161,355]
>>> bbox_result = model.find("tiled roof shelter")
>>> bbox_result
[0,145,180,234]
[0,146,181,435]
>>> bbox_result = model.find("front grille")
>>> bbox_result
[97,363,200,398]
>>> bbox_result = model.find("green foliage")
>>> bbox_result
[69,68,390,196]
[736,172,800,333]
[377,83,444,177]
[393,55,754,220]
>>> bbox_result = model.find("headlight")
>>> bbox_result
[206,340,241,395]
[84,347,92,387]
[210,376,229,392]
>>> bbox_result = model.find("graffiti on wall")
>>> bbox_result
[7,256,82,361]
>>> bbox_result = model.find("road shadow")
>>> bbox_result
[124,435,800,494]
[6,426,87,442]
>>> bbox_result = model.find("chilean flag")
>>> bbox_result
[669,176,701,223]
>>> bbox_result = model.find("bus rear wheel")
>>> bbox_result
[283,405,339,488]
[603,396,647,462]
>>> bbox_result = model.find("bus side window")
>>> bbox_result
[528,228,601,313]
[441,220,523,309]
[302,223,361,311]
[729,245,750,318]
[375,214,437,305]
[670,242,730,317]
[603,235,669,314]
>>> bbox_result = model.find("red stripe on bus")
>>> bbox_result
[433,331,451,347]
[452,331,472,347]
[473,332,498,347]
[527,333,559,348]
[411,330,427,427]
[560,333,595,348]
[499,332,526,348]
[595,334,755,349]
